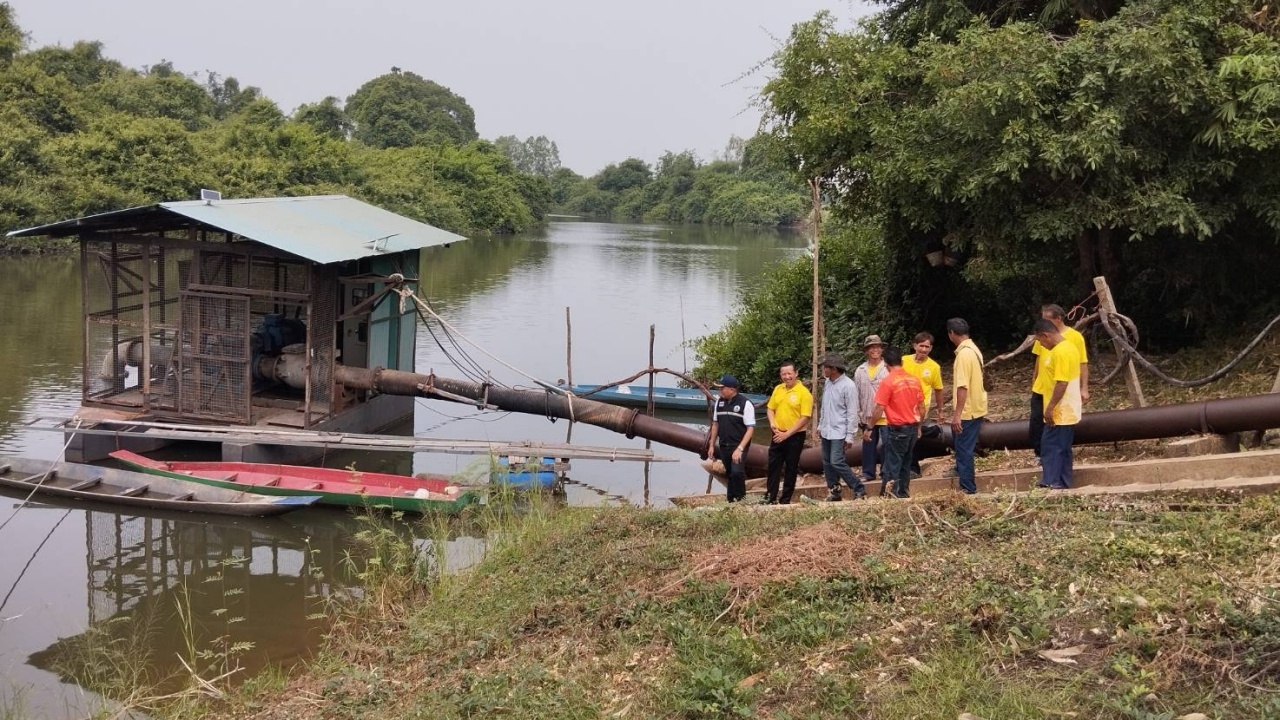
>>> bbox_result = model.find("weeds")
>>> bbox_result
[157,491,1280,720]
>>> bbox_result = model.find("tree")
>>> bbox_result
[761,1,1280,341]
[25,41,122,87]
[345,69,478,148]
[204,71,262,119]
[91,65,216,130]
[495,134,562,177]
[595,157,651,193]
[294,96,351,140]
[0,2,24,66]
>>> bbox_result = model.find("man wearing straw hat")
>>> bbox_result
[854,334,890,489]
[818,353,865,501]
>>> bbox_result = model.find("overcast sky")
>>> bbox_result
[10,0,870,174]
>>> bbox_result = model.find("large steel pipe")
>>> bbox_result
[979,392,1280,449]
[324,365,1280,476]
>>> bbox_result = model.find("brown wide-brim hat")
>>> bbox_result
[863,334,885,348]
[819,352,848,371]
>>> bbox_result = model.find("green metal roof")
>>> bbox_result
[6,195,467,265]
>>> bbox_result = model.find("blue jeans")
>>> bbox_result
[882,424,918,498]
[1029,393,1045,458]
[955,417,983,494]
[1041,424,1075,489]
[821,437,863,495]
[861,425,881,480]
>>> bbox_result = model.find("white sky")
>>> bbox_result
[9,0,870,174]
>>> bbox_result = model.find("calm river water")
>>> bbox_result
[0,221,804,716]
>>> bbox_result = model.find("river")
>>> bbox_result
[0,220,805,716]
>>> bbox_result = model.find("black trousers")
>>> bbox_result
[716,442,748,502]
[1029,392,1045,458]
[766,431,806,504]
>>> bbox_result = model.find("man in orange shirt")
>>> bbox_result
[868,347,925,498]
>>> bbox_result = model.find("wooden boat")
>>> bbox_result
[565,383,768,413]
[110,450,479,514]
[0,456,320,517]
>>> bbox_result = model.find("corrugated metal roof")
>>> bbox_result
[6,195,468,264]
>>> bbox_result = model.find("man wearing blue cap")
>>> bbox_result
[707,373,756,502]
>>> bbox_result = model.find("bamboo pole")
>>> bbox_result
[809,178,824,436]
[1093,276,1146,408]
[644,324,655,507]
[565,306,574,445]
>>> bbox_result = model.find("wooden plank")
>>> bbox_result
[30,417,671,461]
[119,485,150,497]
[67,477,103,491]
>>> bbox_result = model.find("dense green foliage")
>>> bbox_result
[701,0,1280,383]
[0,5,541,247]
[345,69,478,148]
[555,137,810,226]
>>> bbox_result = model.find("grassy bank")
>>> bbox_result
[171,489,1280,720]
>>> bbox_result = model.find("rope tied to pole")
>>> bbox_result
[984,288,1280,390]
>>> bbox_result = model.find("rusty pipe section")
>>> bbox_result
[328,366,1280,476]
[979,392,1280,449]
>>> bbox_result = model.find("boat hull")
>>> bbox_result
[0,456,318,517]
[567,384,767,413]
[110,451,479,514]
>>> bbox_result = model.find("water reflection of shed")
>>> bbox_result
[25,507,357,691]
[6,195,465,462]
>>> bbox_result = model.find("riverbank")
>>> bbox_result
[161,487,1280,720]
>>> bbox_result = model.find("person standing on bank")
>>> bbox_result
[1033,318,1083,489]
[854,335,889,488]
[817,353,865,501]
[1029,304,1090,460]
[902,331,946,476]
[868,347,925,498]
[947,318,988,494]
[707,374,756,502]
[765,361,813,504]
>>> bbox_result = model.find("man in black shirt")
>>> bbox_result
[707,374,756,502]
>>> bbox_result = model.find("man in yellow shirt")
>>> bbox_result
[902,331,945,477]
[765,361,814,504]
[1034,318,1083,489]
[947,318,987,494]
[1029,304,1089,459]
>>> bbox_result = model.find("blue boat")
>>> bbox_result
[566,383,768,413]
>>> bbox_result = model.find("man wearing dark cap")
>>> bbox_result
[817,353,865,501]
[707,374,756,502]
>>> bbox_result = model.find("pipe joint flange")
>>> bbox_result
[623,409,641,439]
[371,366,385,394]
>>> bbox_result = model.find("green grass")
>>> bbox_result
[158,490,1280,719]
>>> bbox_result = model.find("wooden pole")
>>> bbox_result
[565,306,574,444]
[644,324,655,507]
[809,178,824,435]
[1093,276,1146,408]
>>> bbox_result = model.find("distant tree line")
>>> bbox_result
[548,136,808,226]
[0,4,548,250]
